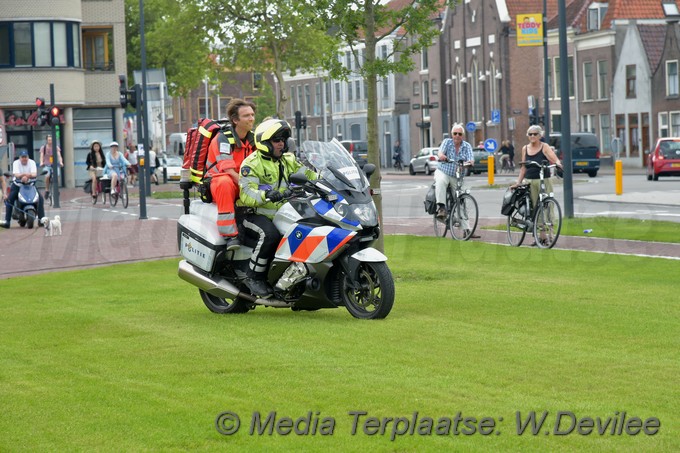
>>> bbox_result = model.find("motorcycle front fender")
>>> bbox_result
[350,247,387,263]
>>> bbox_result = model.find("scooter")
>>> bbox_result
[3,170,45,229]
[176,139,395,319]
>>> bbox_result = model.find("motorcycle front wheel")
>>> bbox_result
[198,289,250,314]
[341,262,394,319]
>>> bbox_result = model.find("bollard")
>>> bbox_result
[615,159,623,195]
[487,154,495,185]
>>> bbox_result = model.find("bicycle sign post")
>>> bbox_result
[484,138,498,184]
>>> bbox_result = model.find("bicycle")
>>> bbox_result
[393,156,404,172]
[506,160,562,249]
[109,167,129,208]
[433,160,479,241]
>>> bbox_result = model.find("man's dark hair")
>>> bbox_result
[226,98,256,124]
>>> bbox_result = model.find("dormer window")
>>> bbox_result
[663,2,680,17]
[587,2,608,31]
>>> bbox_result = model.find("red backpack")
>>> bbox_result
[182,118,225,184]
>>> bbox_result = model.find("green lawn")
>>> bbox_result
[1,236,677,451]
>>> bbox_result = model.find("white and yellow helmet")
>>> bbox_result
[254,119,292,158]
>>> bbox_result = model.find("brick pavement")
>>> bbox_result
[1,181,679,280]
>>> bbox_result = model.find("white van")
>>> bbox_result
[168,132,187,156]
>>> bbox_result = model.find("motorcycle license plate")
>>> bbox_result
[575,161,588,167]
[670,163,680,168]
[180,232,216,272]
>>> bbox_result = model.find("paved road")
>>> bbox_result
[2,178,679,279]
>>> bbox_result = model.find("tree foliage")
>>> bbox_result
[201,0,340,118]
[125,0,215,96]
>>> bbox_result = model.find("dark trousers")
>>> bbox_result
[5,184,45,224]
[237,211,281,279]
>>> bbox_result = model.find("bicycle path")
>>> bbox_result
[1,184,679,280]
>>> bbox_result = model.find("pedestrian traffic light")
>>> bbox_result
[294,110,302,129]
[35,97,49,126]
[301,116,307,129]
[49,106,62,126]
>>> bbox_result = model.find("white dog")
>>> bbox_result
[41,215,62,237]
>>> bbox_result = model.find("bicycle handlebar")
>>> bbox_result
[519,160,558,168]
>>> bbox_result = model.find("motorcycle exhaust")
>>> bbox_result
[178,260,291,308]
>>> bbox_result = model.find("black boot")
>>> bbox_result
[244,277,273,299]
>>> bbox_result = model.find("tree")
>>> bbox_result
[125,0,216,96]
[320,0,450,250]
[201,0,339,119]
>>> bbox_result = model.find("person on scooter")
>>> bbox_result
[207,98,257,251]
[236,119,317,298]
[2,150,45,229]
[39,135,63,201]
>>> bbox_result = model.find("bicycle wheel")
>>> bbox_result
[433,189,453,238]
[533,197,562,249]
[450,194,479,241]
[110,184,119,207]
[121,179,129,208]
[506,209,527,246]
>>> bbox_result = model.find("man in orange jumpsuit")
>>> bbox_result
[206,98,256,250]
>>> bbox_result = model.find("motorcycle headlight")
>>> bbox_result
[352,201,378,227]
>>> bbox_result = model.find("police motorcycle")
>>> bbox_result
[176,138,395,319]
[3,170,47,229]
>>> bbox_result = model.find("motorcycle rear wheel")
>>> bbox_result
[341,262,394,319]
[198,289,250,314]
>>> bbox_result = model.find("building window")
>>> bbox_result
[597,60,608,99]
[615,114,625,152]
[290,87,296,115]
[413,81,420,96]
[599,114,611,153]
[355,80,361,101]
[83,27,113,71]
[659,112,669,138]
[421,47,428,70]
[583,61,593,100]
[345,51,352,71]
[581,114,595,133]
[347,81,353,101]
[626,65,636,98]
[382,77,389,98]
[0,21,81,68]
[297,85,304,115]
[314,82,321,116]
[252,73,262,91]
[471,61,480,121]
[431,78,438,94]
[489,63,498,111]
[304,84,311,114]
[334,82,341,103]
[587,3,608,31]
[198,98,212,118]
[672,111,680,136]
[554,57,561,99]
[666,60,678,96]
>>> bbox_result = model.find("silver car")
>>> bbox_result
[409,147,439,175]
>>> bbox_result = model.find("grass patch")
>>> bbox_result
[484,216,680,243]
[151,190,186,199]
[1,237,678,451]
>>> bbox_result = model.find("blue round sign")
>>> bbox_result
[465,121,476,132]
[484,138,498,152]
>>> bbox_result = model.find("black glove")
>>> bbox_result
[265,189,284,202]
[282,189,293,198]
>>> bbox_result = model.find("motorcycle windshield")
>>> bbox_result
[299,139,370,193]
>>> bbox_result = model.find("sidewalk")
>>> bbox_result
[2,181,679,280]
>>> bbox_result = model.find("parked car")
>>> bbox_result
[470,147,496,175]
[548,132,600,177]
[339,140,368,168]
[161,155,183,181]
[647,137,680,181]
[409,147,439,175]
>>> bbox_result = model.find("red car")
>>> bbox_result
[647,138,680,181]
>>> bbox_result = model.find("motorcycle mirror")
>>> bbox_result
[363,163,376,177]
[289,172,308,185]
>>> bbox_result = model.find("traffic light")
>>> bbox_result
[35,97,49,126]
[294,110,302,129]
[301,116,307,129]
[49,106,62,126]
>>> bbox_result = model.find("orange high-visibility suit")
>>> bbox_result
[206,129,255,237]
